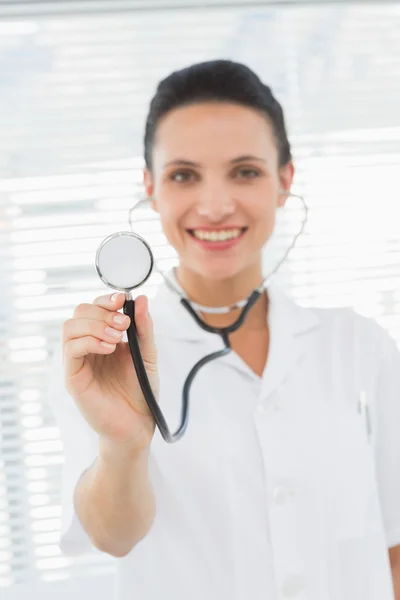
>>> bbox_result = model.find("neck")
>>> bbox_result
[175,262,269,330]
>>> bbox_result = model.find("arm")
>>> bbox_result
[390,546,400,600]
[74,439,156,558]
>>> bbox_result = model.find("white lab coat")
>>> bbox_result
[50,280,400,600]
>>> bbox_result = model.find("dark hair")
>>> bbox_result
[144,59,292,171]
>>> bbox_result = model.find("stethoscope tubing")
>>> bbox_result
[123,290,261,443]
[108,191,308,442]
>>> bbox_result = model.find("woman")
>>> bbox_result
[52,60,400,600]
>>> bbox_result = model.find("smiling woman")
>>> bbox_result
[143,61,294,309]
[52,58,400,600]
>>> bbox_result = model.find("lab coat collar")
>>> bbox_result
[259,284,320,398]
[150,275,320,343]
[151,276,320,397]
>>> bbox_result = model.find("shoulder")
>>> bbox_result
[271,283,388,347]
[314,304,395,355]
[293,299,400,384]
[273,282,398,369]
[286,289,387,344]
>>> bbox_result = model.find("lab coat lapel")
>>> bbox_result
[259,286,320,401]
[150,279,321,400]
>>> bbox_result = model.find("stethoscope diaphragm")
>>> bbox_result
[95,231,154,293]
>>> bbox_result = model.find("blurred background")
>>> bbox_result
[1,0,400,598]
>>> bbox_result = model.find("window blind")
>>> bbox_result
[1,0,398,20]
[1,1,400,591]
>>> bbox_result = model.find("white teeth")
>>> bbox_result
[192,228,242,241]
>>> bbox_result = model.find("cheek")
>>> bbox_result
[154,184,196,230]
[156,203,187,247]
[258,211,277,242]
[155,193,177,223]
[245,197,278,246]
[246,195,277,226]
[241,178,279,217]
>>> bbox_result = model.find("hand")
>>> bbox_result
[62,292,158,452]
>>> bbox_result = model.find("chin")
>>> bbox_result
[190,260,247,282]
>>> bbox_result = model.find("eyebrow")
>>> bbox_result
[231,155,267,164]
[163,155,267,168]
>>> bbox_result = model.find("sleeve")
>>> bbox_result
[372,325,400,548]
[46,342,100,556]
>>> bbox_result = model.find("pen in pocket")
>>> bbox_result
[358,390,372,442]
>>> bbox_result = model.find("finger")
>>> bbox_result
[63,318,126,346]
[132,295,157,364]
[64,336,117,379]
[93,291,127,311]
[72,304,131,332]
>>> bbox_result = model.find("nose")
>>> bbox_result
[195,183,235,222]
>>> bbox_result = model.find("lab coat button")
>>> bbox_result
[281,574,305,597]
[273,486,294,505]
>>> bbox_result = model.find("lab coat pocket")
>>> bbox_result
[331,413,382,540]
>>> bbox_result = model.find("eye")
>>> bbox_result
[169,170,197,183]
[233,167,262,179]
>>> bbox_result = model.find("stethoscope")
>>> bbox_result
[95,191,308,443]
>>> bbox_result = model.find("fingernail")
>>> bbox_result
[111,292,121,303]
[113,314,127,325]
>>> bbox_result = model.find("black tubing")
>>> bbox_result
[123,290,261,443]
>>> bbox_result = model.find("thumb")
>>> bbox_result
[131,295,157,365]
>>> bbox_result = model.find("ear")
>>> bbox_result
[143,168,158,213]
[278,162,295,207]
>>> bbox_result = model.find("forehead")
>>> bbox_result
[152,102,278,164]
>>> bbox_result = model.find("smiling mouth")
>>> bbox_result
[187,227,247,242]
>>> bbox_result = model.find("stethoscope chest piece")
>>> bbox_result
[95,231,154,293]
